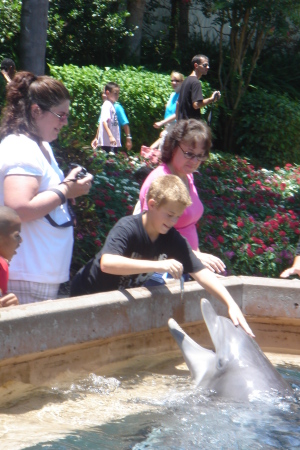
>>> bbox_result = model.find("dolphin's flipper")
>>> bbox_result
[168,318,215,385]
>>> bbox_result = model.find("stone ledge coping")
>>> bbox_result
[0,276,299,362]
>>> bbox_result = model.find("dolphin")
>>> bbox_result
[168,298,293,400]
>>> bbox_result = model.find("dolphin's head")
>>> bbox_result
[168,298,293,400]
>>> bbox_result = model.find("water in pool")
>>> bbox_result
[0,352,299,449]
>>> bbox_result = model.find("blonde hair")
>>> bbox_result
[147,175,192,208]
[170,71,184,82]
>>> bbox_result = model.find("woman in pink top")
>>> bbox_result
[139,119,225,273]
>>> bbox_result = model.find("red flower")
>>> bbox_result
[107,209,115,216]
[279,230,286,236]
[95,240,102,246]
[237,177,243,185]
[247,248,255,258]
[217,236,224,243]
[237,221,244,228]
[223,221,228,228]
[280,183,286,191]
[212,240,219,249]
[95,199,106,207]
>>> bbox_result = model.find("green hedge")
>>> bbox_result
[234,88,300,168]
[49,64,214,156]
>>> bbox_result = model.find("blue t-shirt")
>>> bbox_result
[164,92,179,120]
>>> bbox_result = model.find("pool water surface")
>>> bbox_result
[0,351,299,449]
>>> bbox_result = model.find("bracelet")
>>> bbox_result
[48,188,66,205]
[126,135,132,139]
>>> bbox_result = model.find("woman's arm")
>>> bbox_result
[280,255,300,278]
[153,113,176,129]
[4,166,93,222]
[193,249,226,274]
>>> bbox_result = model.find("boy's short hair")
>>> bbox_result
[0,206,20,234]
[147,175,192,209]
[105,82,120,92]
[1,58,15,72]
[191,54,209,68]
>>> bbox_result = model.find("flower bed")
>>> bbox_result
[195,154,299,277]
[71,151,299,279]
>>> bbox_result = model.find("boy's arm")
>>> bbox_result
[101,254,183,278]
[123,124,132,150]
[190,268,254,337]
[103,121,117,146]
[91,123,101,149]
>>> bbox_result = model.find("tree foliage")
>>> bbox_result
[47,0,132,67]
[0,0,21,63]
[197,0,300,149]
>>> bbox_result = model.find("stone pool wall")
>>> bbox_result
[0,276,299,385]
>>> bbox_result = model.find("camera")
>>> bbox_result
[68,163,88,180]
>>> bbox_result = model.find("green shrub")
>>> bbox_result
[49,64,214,157]
[234,88,300,168]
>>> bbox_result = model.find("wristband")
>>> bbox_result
[48,188,66,205]
[126,135,132,139]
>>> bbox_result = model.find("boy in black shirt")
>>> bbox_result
[71,175,253,336]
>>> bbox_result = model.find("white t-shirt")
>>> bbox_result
[0,134,73,283]
[98,100,121,147]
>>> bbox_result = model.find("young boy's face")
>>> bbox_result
[148,200,185,236]
[106,88,120,103]
[0,218,22,261]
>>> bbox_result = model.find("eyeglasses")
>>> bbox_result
[171,79,181,83]
[201,63,209,68]
[48,110,69,121]
[178,143,207,162]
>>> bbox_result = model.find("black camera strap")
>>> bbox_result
[44,200,77,228]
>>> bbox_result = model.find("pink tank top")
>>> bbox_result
[139,164,204,250]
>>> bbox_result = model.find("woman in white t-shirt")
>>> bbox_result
[0,71,93,304]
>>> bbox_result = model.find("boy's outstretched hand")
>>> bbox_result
[227,301,255,337]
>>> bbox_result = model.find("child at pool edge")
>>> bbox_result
[0,206,22,307]
[70,175,254,337]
